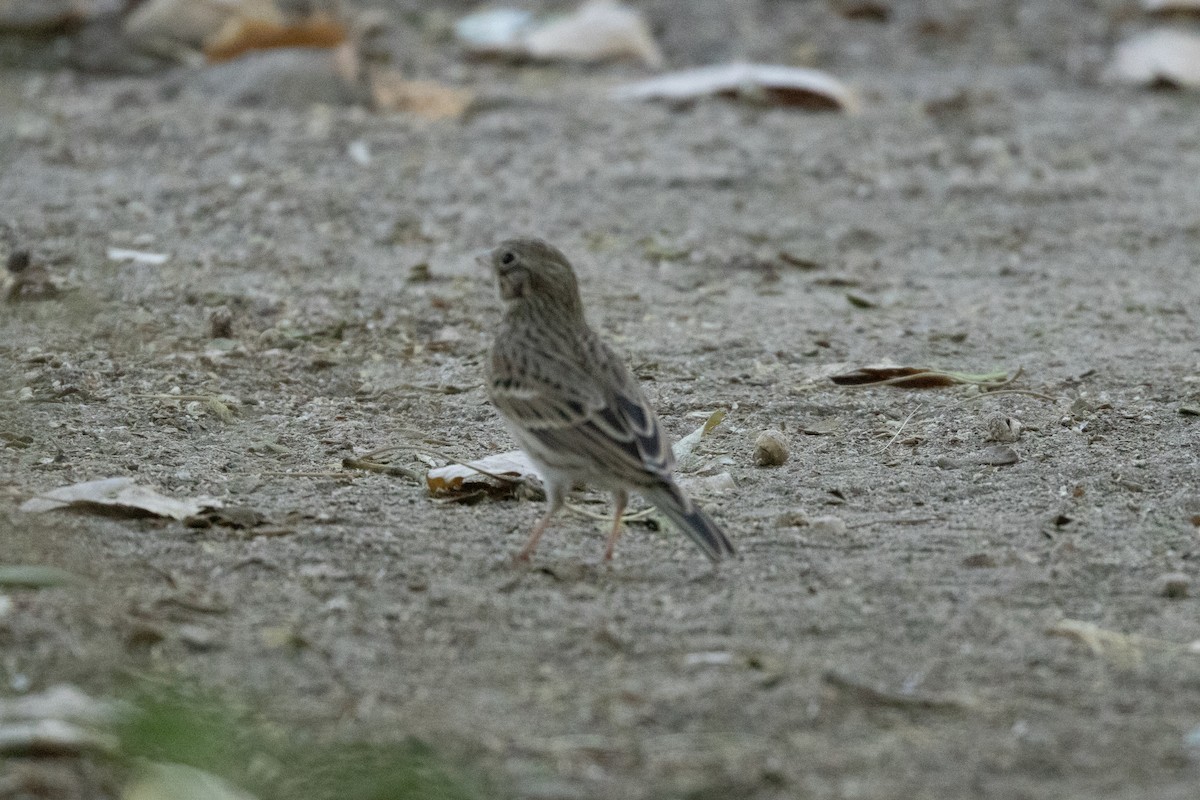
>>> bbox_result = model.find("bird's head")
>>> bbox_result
[480,238,584,316]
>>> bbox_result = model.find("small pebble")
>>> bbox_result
[985,413,1023,442]
[177,623,221,651]
[1158,572,1191,599]
[209,306,234,338]
[775,510,809,528]
[808,515,847,536]
[962,552,998,568]
[754,429,790,467]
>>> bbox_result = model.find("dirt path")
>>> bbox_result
[2,3,1200,798]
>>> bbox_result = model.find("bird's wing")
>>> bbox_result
[488,332,674,484]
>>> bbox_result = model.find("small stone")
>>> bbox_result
[984,413,1023,442]
[962,552,997,568]
[1158,572,1191,600]
[775,510,809,528]
[753,429,790,467]
[808,515,847,537]
[126,622,167,649]
[177,623,221,651]
[209,306,234,338]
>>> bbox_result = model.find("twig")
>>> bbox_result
[259,471,353,479]
[844,367,1019,390]
[848,516,942,530]
[877,405,920,454]
[341,457,421,482]
[132,393,236,404]
[565,502,656,523]
[956,388,1059,405]
[822,670,972,711]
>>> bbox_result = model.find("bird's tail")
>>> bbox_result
[643,481,736,563]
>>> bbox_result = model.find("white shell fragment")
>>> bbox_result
[106,247,170,265]
[453,8,533,51]
[1108,28,1200,88]
[19,477,221,520]
[456,1,663,67]
[612,62,856,111]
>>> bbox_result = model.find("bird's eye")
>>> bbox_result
[500,251,515,265]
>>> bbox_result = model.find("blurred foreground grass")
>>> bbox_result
[113,685,495,800]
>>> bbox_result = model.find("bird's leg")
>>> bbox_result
[602,489,629,562]
[515,482,565,562]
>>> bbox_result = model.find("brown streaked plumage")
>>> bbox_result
[482,237,735,563]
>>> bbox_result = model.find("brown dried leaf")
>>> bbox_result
[369,70,475,120]
[830,365,1012,389]
[613,63,856,112]
[4,250,59,302]
[125,0,282,49]
[204,13,347,63]
[1144,0,1200,14]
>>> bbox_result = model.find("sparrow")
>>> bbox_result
[482,237,735,563]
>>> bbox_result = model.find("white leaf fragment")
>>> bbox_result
[106,247,170,265]
[19,477,221,520]
[124,761,261,800]
[426,450,543,495]
[613,62,856,111]
[1109,28,1200,88]
[456,1,662,67]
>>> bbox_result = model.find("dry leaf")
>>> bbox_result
[369,70,475,120]
[1109,28,1200,89]
[829,364,1013,389]
[125,0,282,50]
[4,249,59,302]
[124,762,260,800]
[428,409,725,502]
[0,684,120,757]
[19,477,221,520]
[935,445,1019,469]
[456,0,662,67]
[676,471,736,496]
[673,409,726,465]
[453,8,532,51]
[612,62,856,111]
[1144,0,1200,13]
[0,565,77,588]
[426,451,542,499]
[0,0,85,33]
[1045,619,1145,668]
[106,247,169,265]
[523,0,662,67]
[204,13,346,62]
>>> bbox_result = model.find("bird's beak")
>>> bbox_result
[474,249,491,270]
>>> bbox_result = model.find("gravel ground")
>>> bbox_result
[2,2,1200,798]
